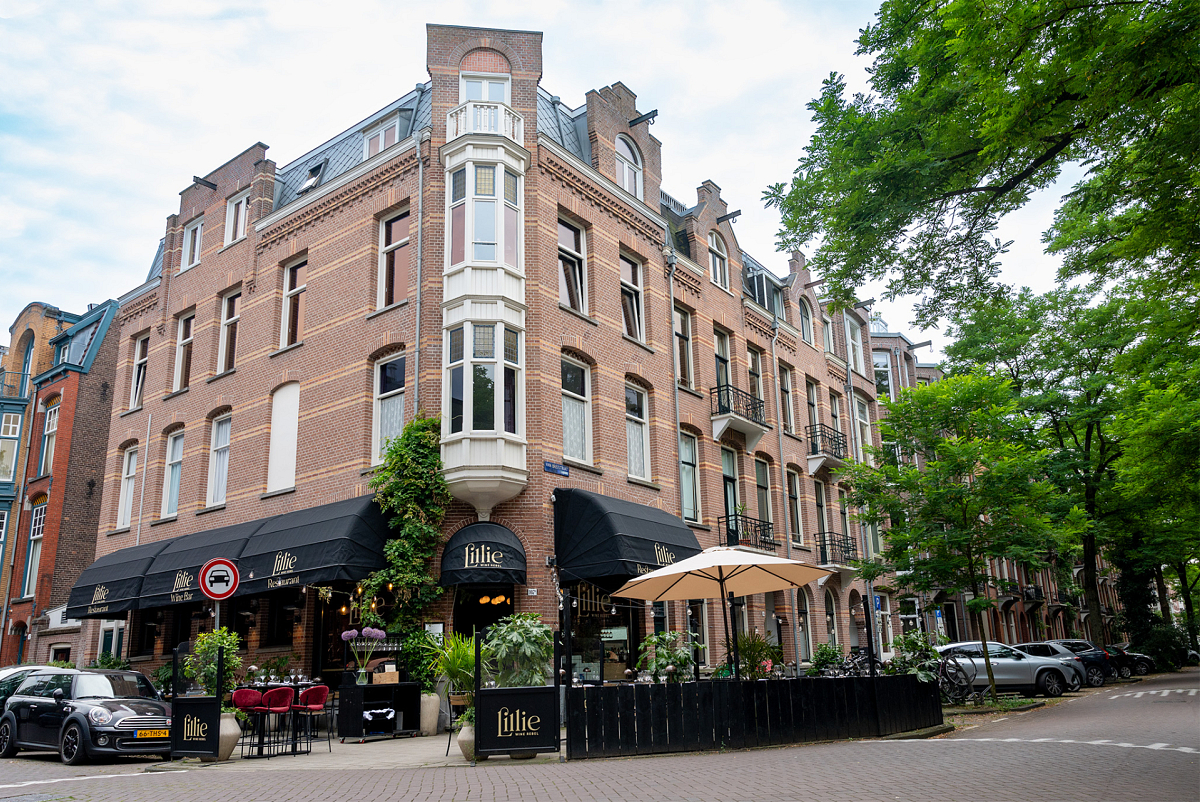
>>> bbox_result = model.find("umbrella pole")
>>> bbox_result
[729,590,742,681]
[718,573,732,679]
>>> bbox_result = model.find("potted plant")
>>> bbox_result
[637,630,704,682]
[428,632,478,704]
[397,628,441,735]
[342,627,387,684]
[183,627,243,761]
[483,613,553,688]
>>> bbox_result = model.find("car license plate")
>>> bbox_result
[136,729,169,739]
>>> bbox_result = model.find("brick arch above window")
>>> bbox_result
[754,450,775,465]
[561,346,595,367]
[161,421,185,437]
[460,48,511,74]
[206,405,233,421]
[624,373,652,393]
[679,421,704,438]
[367,342,406,363]
[785,461,805,476]
[41,393,61,408]
[117,437,139,452]
[449,38,524,73]
[29,493,48,506]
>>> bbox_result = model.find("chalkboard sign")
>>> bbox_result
[474,685,559,755]
[171,696,220,757]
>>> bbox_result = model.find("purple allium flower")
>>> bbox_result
[341,629,358,641]
[363,627,387,639]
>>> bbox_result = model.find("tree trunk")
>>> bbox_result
[1154,565,1172,624]
[1175,562,1198,650]
[1081,529,1105,645]
[971,607,999,704]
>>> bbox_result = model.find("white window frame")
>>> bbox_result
[364,113,402,159]
[218,292,241,374]
[39,401,59,476]
[822,314,834,353]
[747,347,762,400]
[129,335,149,409]
[845,316,866,375]
[619,254,644,341]
[625,385,650,480]
[174,314,194,391]
[830,392,843,434]
[266,383,300,493]
[224,191,250,245]
[22,502,46,598]
[373,354,406,464]
[1,413,21,484]
[874,351,895,402]
[558,218,586,312]
[161,431,184,517]
[799,300,814,344]
[281,260,307,348]
[786,469,803,545]
[378,210,411,309]
[716,331,731,388]
[615,135,643,200]
[561,356,591,463]
[181,217,204,272]
[460,73,511,105]
[855,395,873,465]
[708,231,729,290]
[206,414,231,507]
[779,365,794,434]
[680,432,700,522]
[117,446,138,528]
[674,307,693,388]
[754,458,772,524]
[814,479,829,532]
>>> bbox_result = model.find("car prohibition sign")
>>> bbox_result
[199,557,240,601]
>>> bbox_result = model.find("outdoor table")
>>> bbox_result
[236,682,318,757]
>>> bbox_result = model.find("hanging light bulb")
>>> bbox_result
[610,605,617,615]
[572,598,578,608]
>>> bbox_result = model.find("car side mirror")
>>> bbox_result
[1013,653,1024,660]
[52,688,65,704]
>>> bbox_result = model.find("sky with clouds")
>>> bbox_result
[0,0,1072,359]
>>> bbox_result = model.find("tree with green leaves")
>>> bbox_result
[847,372,1073,701]
[944,286,1131,646]
[765,0,1200,326]
[362,413,452,629]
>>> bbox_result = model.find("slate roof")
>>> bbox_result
[272,84,432,211]
[146,238,164,282]
[537,87,589,163]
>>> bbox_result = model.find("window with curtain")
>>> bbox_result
[558,220,585,311]
[786,469,802,545]
[680,433,699,522]
[162,432,184,517]
[561,358,589,462]
[674,307,692,387]
[117,447,138,528]
[626,386,649,479]
[621,255,643,341]
[22,500,46,598]
[267,383,300,492]
[207,416,231,507]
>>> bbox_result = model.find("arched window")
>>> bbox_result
[615,136,642,199]
[799,300,814,344]
[825,590,838,646]
[22,495,48,598]
[267,383,300,492]
[708,232,729,289]
[117,445,138,528]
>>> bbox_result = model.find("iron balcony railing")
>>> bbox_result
[815,531,859,565]
[1023,585,1045,602]
[1055,592,1079,607]
[710,384,767,427]
[719,513,777,552]
[806,424,848,460]
[1,371,30,399]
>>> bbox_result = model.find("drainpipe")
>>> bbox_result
[412,126,430,414]
[662,240,686,645]
[769,313,802,673]
[843,312,879,672]
[134,413,151,546]
[0,377,39,647]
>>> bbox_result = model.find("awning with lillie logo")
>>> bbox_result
[66,495,391,618]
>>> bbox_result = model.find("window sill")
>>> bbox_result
[260,486,295,500]
[129,654,154,663]
[176,264,197,276]
[218,237,247,255]
[119,406,143,418]
[361,465,380,476]
[686,521,711,531]
[562,457,602,476]
[627,475,660,491]
[107,527,131,536]
[269,342,303,359]
[790,544,811,553]
[163,387,189,402]
[11,596,34,604]
[28,473,51,483]
[678,385,704,400]
[366,300,409,320]
[559,304,598,326]
[150,515,177,526]
[783,431,804,445]
[197,504,226,516]
[206,368,236,384]
[622,335,654,354]
[257,645,297,654]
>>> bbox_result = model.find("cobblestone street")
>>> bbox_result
[1,670,1195,802]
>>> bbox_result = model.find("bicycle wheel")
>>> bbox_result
[941,657,974,703]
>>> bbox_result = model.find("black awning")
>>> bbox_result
[553,488,701,582]
[235,495,391,596]
[440,522,527,587]
[139,520,266,608]
[65,538,175,619]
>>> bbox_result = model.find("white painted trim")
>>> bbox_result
[538,134,667,228]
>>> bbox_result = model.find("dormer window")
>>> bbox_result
[615,136,642,199]
[462,74,509,104]
[298,162,326,194]
[709,232,729,290]
[365,115,401,159]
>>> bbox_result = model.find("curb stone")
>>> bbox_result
[880,723,955,739]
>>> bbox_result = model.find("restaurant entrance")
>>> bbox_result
[566,582,644,683]
[452,585,514,638]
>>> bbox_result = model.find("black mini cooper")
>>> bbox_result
[0,668,171,764]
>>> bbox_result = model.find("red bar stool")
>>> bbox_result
[290,685,331,752]
[232,688,262,758]
[249,686,294,758]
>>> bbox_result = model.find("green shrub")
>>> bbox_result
[86,652,131,670]
[1132,623,1190,671]
[806,642,843,676]
[484,613,553,688]
[637,630,703,682]
[184,628,243,714]
[736,632,783,680]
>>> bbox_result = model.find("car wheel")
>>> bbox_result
[1118,665,1132,679]
[60,723,88,766]
[1085,666,1105,687]
[0,720,18,758]
[1134,661,1151,676]
[1039,670,1065,698]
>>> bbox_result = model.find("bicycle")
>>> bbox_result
[936,653,977,705]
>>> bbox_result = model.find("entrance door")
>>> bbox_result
[452,585,514,638]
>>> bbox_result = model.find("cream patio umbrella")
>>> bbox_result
[612,546,833,679]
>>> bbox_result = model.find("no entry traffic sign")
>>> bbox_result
[200,558,239,601]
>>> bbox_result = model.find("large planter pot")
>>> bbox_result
[456,722,475,761]
[420,692,440,736]
[200,713,241,762]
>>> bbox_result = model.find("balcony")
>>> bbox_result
[446,101,524,143]
[1022,584,1045,610]
[805,423,847,475]
[719,513,777,552]
[710,384,769,451]
[1050,592,1079,609]
[815,531,859,569]
[1,371,30,401]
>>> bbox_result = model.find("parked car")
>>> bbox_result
[1012,642,1085,691]
[1048,639,1114,687]
[0,668,170,765]
[0,666,49,712]
[1107,643,1156,677]
[937,641,1072,697]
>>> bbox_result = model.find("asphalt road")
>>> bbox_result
[1,668,1195,801]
